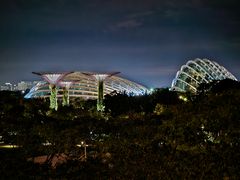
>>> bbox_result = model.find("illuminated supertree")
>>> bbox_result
[32,72,72,110]
[58,81,77,106]
[82,72,120,111]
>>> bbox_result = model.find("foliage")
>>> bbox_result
[0,80,240,179]
[49,84,58,111]
[62,87,69,106]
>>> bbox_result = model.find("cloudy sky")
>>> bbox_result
[0,0,240,87]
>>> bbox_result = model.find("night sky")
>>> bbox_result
[1,0,240,88]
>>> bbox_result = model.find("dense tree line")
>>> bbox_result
[0,79,240,179]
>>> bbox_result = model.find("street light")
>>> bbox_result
[82,141,87,160]
[77,141,88,161]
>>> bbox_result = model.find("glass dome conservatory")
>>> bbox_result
[171,58,237,93]
[25,72,148,99]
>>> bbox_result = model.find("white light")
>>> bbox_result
[0,144,19,148]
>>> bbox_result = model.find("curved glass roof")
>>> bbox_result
[171,58,237,93]
[25,72,149,99]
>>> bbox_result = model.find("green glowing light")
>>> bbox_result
[97,80,105,111]
[62,87,69,106]
[49,84,58,110]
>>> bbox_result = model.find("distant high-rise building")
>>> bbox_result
[0,83,13,91]
[12,84,18,91]
[0,81,36,91]
[17,81,33,91]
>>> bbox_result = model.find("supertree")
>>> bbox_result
[82,72,120,111]
[32,72,73,110]
[58,81,78,106]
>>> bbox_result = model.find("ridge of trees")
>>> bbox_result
[0,79,240,179]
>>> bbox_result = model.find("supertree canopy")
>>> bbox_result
[171,58,237,93]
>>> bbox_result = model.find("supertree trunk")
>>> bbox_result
[97,80,105,111]
[62,87,69,106]
[49,84,58,110]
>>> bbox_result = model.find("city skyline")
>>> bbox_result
[1,0,240,88]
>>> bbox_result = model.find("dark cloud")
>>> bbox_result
[108,19,143,31]
[0,0,240,87]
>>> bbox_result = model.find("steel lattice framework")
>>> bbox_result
[171,58,237,93]
[25,72,148,99]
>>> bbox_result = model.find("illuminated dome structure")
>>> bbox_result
[171,58,237,93]
[25,72,148,99]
